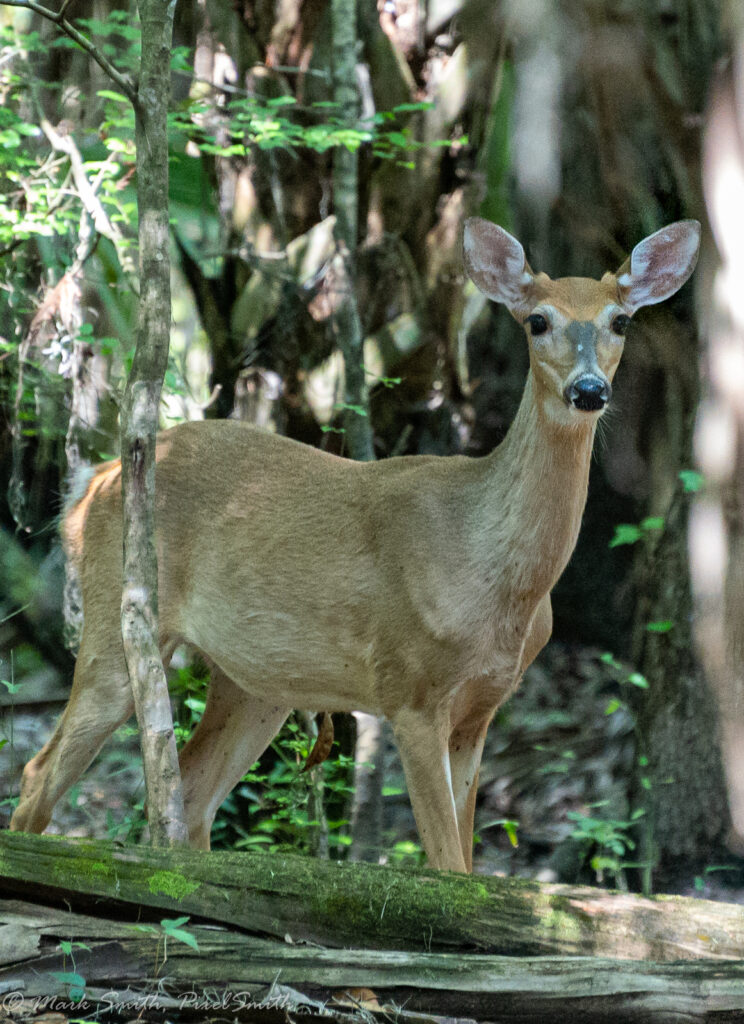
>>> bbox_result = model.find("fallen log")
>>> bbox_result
[2,897,744,1024]
[1,831,743,963]
[2,898,744,1024]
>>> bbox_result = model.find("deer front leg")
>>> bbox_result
[391,705,467,872]
[449,708,494,872]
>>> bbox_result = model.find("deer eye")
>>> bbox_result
[525,313,549,336]
[611,314,630,336]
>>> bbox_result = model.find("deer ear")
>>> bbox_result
[616,220,701,315]
[463,218,535,315]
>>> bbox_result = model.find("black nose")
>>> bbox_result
[564,374,611,412]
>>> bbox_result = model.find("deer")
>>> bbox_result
[9,217,700,873]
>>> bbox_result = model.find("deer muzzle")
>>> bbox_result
[564,374,611,412]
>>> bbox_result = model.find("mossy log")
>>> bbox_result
[3,898,744,1023]
[1,831,744,964]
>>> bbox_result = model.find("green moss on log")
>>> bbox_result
[3,831,744,960]
[148,869,201,899]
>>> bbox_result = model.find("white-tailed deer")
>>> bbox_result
[10,218,700,872]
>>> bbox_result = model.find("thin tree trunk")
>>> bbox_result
[692,19,744,856]
[331,0,374,462]
[348,711,386,863]
[330,0,383,858]
[119,0,188,847]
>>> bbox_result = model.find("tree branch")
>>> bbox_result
[39,115,139,287]
[0,0,137,105]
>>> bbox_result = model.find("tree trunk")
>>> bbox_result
[691,12,744,859]
[331,0,374,462]
[119,0,187,847]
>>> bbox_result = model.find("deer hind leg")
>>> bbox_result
[10,644,133,835]
[448,706,494,872]
[178,665,289,850]
[391,705,467,872]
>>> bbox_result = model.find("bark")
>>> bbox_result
[523,0,726,889]
[348,711,386,863]
[119,0,188,847]
[631,461,727,890]
[330,0,381,853]
[3,898,744,1024]
[692,22,744,857]
[331,0,374,461]
[1,832,744,963]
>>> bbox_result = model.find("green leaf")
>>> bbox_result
[333,402,367,417]
[605,698,623,715]
[480,818,519,847]
[679,469,704,493]
[50,971,86,1000]
[609,523,643,548]
[645,620,674,633]
[392,101,434,112]
[502,820,519,847]
[640,516,665,532]
[590,855,620,872]
[626,672,649,689]
[161,917,199,951]
[162,915,190,928]
[59,940,90,954]
[97,89,129,103]
[600,651,622,670]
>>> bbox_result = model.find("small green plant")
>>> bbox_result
[693,864,739,892]
[480,818,520,848]
[568,804,647,888]
[50,970,87,1001]
[388,838,426,867]
[230,716,354,855]
[50,939,91,1002]
[609,516,665,548]
[134,916,199,952]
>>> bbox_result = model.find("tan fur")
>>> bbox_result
[10,219,699,872]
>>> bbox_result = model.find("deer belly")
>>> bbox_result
[180,601,380,713]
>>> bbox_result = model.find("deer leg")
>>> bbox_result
[178,666,289,850]
[10,644,133,834]
[448,709,493,872]
[391,705,467,872]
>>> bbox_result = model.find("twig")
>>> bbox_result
[0,0,137,105]
[39,115,138,287]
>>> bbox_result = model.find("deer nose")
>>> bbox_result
[564,374,611,412]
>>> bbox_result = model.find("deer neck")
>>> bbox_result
[477,372,597,603]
